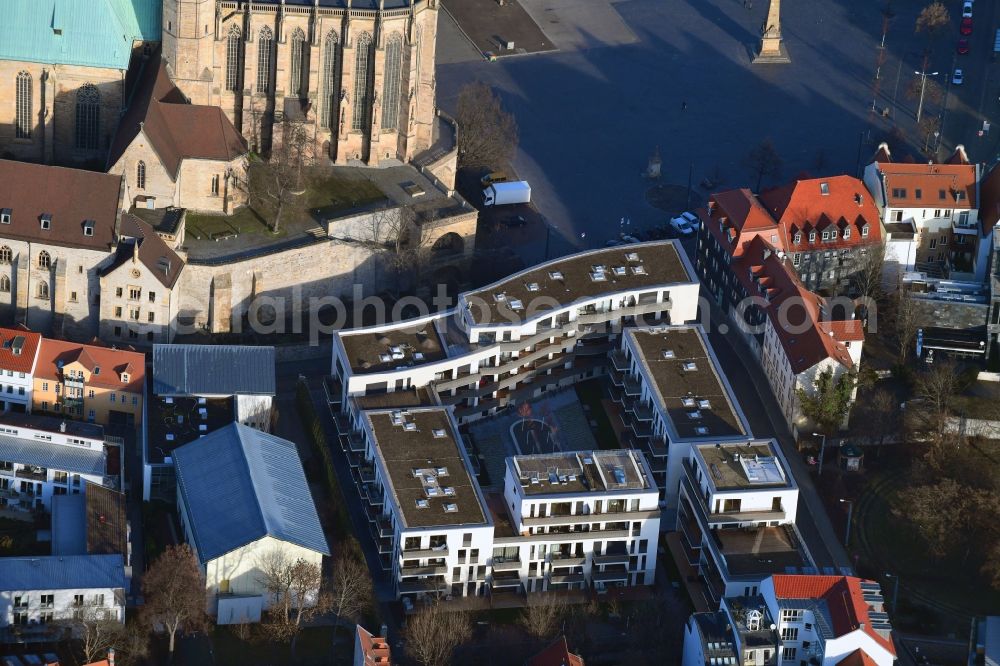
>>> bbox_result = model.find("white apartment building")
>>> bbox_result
[0,554,125,638]
[353,406,660,603]
[610,325,752,511]
[0,328,41,414]
[331,242,700,424]
[759,574,896,666]
[864,145,989,281]
[676,440,809,605]
[0,415,109,513]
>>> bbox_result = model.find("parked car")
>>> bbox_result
[958,38,970,54]
[480,171,508,187]
[620,234,641,244]
[963,0,973,18]
[954,68,964,85]
[670,213,697,236]
[605,239,625,247]
[961,17,973,35]
[501,214,527,228]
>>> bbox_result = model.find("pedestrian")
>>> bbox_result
[681,101,687,111]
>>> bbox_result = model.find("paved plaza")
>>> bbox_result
[436,0,917,248]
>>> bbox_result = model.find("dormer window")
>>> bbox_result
[40,214,52,230]
[0,209,10,225]
[93,366,100,376]
[121,373,129,383]
[822,231,830,241]
[843,227,851,239]
[829,229,837,240]
[820,182,830,195]
[808,231,816,242]
[861,225,870,237]
[793,233,801,244]
[83,220,95,237]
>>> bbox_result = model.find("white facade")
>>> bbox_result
[0,420,107,513]
[332,242,700,425]
[0,367,35,413]
[0,585,123,630]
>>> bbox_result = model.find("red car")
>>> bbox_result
[961,17,973,35]
[958,38,970,54]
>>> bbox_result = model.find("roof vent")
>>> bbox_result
[631,264,647,275]
[415,499,429,509]
[403,422,417,432]
[687,410,703,420]
[820,182,830,195]
[698,399,712,409]
[695,426,709,435]
[509,298,524,311]
[661,349,675,359]
[526,282,540,292]
[589,265,607,282]
[625,252,640,262]
[683,361,698,372]
[493,292,507,302]
[0,209,10,224]
[612,266,626,277]
[83,220,95,237]
[432,428,446,438]
[443,503,458,513]
[548,270,564,280]
[682,397,696,408]
[40,214,52,230]
[435,466,449,476]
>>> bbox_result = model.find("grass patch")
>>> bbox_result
[575,379,619,449]
[185,167,386,241]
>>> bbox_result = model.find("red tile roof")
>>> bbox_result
[109,50,247,177]
[0,326,42,374]
[527,636,584,666]
[0,160,122,251]
[875,161,977,210]
[356,625,392,665]
[731,237,857,374]
[759,176,882,252]
[771,575,895,657]
[818,319,865,343]
[35,339,146,393]
[837,649,879,666]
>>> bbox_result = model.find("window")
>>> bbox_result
[781,647,796,661]
[321,31,339,128]
[780,609,803,622]
[940,235,948,246]
[381,33,403,130]
[780,627,798,641]
[891,187,906,198]
[129,307,140,321]
[0,276,9,293]
[929,238,937,250]
[69,291,77,302]
[40,594,54,609]
[136,160,146,189]
[73,594,84,607]
[351,32,373,131]
[256,26,273,93]
[226,25,241,92]
[41,382,48,391]
[843,227,850,239]
[793,233,801,244]
[0,247,9,264]
[114,306,122,317]
[792,253,800,266]
[147,312,155,323]
[821,231,829,241]
[75,83,101,150]
[147,291,156,303]
[808,231,816,242]
[88,389,95,398]
[891,210,902,222]
[15,71,31,139]
[128,286,141,300]
[915,188,922,200]
[110,393,116,403]
[38,250,50,268]
[36,280,48,300]
[211,174,220,195]
[290,28,309,97]
[862,224,870,237]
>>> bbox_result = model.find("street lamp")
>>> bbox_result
[812,432,827,476]
[885,572,900,615]
[914,68,939,123]
[839,498,854,548]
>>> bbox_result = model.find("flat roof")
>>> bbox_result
[511,450,652,495]
[0,413,105,441]
[715,526,809,576]
[340,320,447,374]
[147,395,234,464]
[366,408,487,529]
[627,327,748,440]
[694,441,791,490]
[464,241,691,325]
[0,432,105,476]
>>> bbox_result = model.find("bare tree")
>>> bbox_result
[891,288,919,364]
[919,115,942,153]
[141,544,210,657]
[912,360,966,447]
[518,595,565,641]
[906,76,944,106]
[256,550,327,644]
[859,388,899,450]
[743,138,783,192]
[404,601,472,666]
[257,549,296,626]
[455,81,519,169]
[851,241,886,304]
[329,540,373,631]
[115,619,153,666]
[65,605,127,666]
[341,205,433,288]
[244,119,313,233]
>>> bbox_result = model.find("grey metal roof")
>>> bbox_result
[51,494,87,556]
[152,344,275,396]
[173,423,329,563]
[0,433,105,476]
[0,554,125,591]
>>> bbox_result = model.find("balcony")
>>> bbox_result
[952,218,979,235]
[593,552,630,566]
[626,400,654,421]
[15,467,46,482]
[400,564,448,577]
[549,573,586,585]
[622,374,641,396]
[550,554,587,567]
[401,545,449,559]
[609,349,629,373]
[592,564,630,583]
[491,558,522,571]
[522,509,659,528]
[398,577,447,594]
[490,571,523,588]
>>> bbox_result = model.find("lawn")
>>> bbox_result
[574,379,619,450]
[185,167,386,242]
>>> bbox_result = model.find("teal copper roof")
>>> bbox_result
[0,0,161,71]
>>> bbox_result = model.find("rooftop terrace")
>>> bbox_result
[627,327,748,440]
[511,450,652,496]
[694,441,790,491]
[464,241,691,326]
[340,319,447,374]
[366,408,487,529]
[713,526,809,577]
[146,395,234,464]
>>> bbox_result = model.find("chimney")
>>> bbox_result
[132,239,139,263]
[108,648,115,666]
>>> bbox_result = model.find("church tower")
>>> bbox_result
[162,0,217,104]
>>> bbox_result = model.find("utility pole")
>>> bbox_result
[813,432,827,476]
[915,57,939,123]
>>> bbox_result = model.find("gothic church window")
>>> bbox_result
[351,32,373,131]
[75,84,100,150]
[226,25,242,92]
[15,71,31,139]
[381,34,403,130]
[321,32,339,128]
[290,28,309,98]
[257,26,274,94]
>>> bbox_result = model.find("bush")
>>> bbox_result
[295,380,350,538]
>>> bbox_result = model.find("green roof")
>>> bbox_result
[0,0,160,71]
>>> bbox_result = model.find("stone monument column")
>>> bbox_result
[753,0,791,64]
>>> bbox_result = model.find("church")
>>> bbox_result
[0,0,440,178]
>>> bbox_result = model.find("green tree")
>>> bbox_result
[796,367,856,434]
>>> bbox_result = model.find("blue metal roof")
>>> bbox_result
[0,0,154,71]
[0,554,125,591]
[153,344,276,397]
[0,433,105,476]
[173,423,329,563]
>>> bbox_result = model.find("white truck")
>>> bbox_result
[483,180,531,207]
